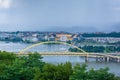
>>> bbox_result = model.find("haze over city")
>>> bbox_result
[0,0,120,32]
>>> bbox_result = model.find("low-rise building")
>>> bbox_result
[22,36,39,42]
[55,34,72,42]
[48,35,55,41]
[72,34,84,41]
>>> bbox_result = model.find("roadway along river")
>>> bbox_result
[0,41,120,76]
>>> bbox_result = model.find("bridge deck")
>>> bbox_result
[17,52,120,58]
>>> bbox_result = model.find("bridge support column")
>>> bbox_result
[117,58,120,63]
[105,57,109,62]
[96,56,99,62]
[109,57,113,62]
[96,56,105,62]
[85,56,88,62]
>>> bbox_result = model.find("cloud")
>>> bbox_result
[0,0,12,9]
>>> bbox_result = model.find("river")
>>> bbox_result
[0,41,120,76]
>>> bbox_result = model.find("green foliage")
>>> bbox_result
[67,40,72,44]
[87,67,115,80]
[69,47,82,52]
[70,64,88,80]
[34,62,73,80]
[0,51,16,64]
[0,37,23,42]
[82,32,120,37]
[69,45,120,53]
[0,51,119,80]
[0,51,44,80]
[70,64,117,80]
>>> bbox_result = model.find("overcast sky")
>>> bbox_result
[0,0,120,32]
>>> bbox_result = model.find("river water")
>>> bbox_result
[0,41,120,76]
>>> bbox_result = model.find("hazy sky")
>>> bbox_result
[0,0,120,32]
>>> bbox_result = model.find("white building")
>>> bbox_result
[22,36,38,42]
[60,36,68,42]
[44,35,49,40]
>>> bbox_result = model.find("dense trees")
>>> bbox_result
[0,37,23,42]
[69,45,120,53]
[70,64,87,80]
[34,62,72,80]
[0,51,120,80]
[82,32,120,37]
[0,52,44,80]
[70,64,118,80]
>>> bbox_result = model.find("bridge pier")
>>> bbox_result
[96,56,108,62]
[105,57,110,62]
[96,56,101,62]
[109,57,120,63]
[96,56,99,62]
[109,57,113,62]
[85,56,88,62]
[117,58,120,63]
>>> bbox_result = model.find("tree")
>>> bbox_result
[0,51,119,80]
[88,67,116,80]
[0,51,16,64]
[70,64,117,80]
[70,64,88,80]
[34,62,72,80]
[0,52,45,80]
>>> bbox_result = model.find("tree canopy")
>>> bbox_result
[0,51,120,80]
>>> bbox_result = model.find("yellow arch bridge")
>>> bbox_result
[18,41,120,63]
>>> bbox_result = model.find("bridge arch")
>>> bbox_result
[18,41,119,58]
[18,41,120,62]
[19,41,88,55]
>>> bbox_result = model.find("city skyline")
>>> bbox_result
[0,0,120,32]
